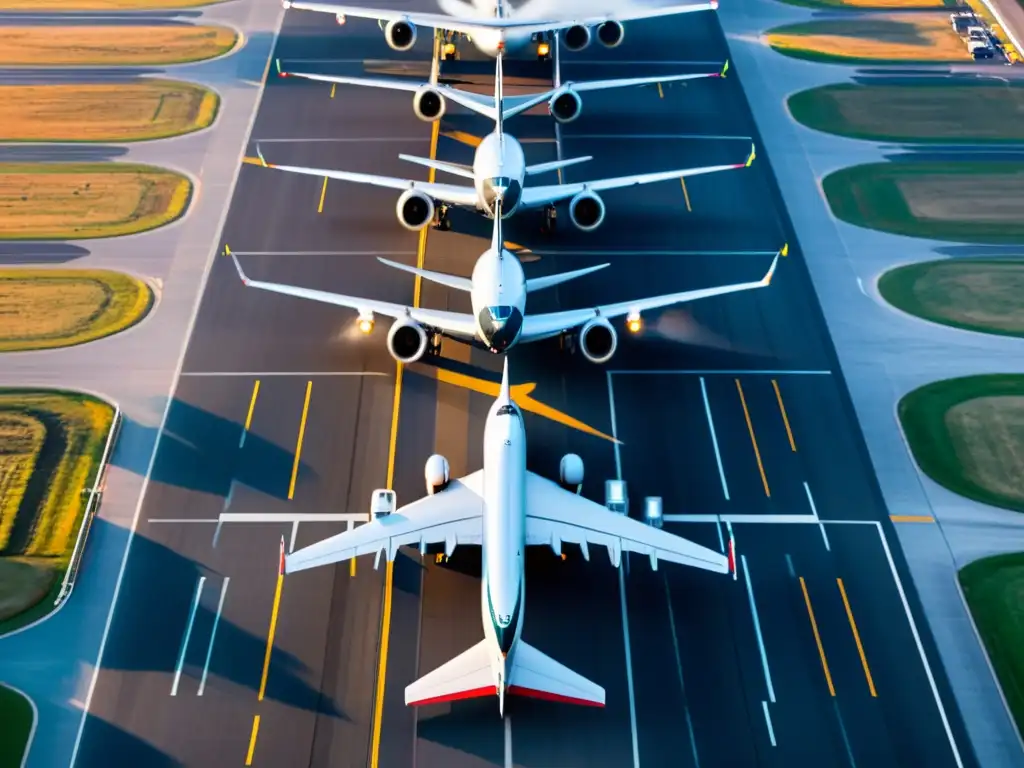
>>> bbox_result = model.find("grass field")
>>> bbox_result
[823,161,1024,243]
[879,259,1024,337]
[1,0,222,6]
[0,683,33,768]
[0,81,220,143]
[789,83,1024,143]
[960,553,1024,737]
[0,270,153,352]
[767,14,972,63]
[0,162,192,240]
[899,375,1024,513]
[0,24,237,67]
[0,391,115,633]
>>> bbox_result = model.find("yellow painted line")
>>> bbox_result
[736,379,769,497]
[799,576,835,697]
[771,379,796,452]
[680,178,691,212]
[433,368,619,444]
[257,573,284,701]
[441,129,482,148]
[837,578,877,697]
[244,380,260,431]
[245,715,260,765]
[330,82,336,99]
[242,156,263,166]
[890,515,934,523]
[317,177,328,214]
[369,106,441,768]
[350,558,356,578]
[503,240,527,251]
[657,82,664,98]
[288,381,312,500]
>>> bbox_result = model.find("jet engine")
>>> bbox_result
[396,189,434,231]
[548,87,582,124]
[597,21,624,48]
[385,19,417,51]
[425,454,451,495]
[559,453,584,491]
[563,24,591,51]
[568,190,606,232]
[413,86,445,122]
[578,316,618,364]
[387,318,429,363]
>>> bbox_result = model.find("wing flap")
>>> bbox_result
[508,640,605,707]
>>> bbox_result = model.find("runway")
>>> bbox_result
[72,3,977,767]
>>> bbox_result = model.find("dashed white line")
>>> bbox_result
[699,377,729,501]
[606,372,623,479]
[171,576,206,696]
[762,701,777,747]
[664,575,702,768]
[833,700,856,766]
[198,578,229,696]
[610,370,832,376]
[181,371,389,377]
[740,555,776,703]
[618,567,641,768]
[564,134,753,141]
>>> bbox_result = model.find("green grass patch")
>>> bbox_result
[899,375,1024,513]
[823,161,1024,243]
[789,82,1024,143]
[959,552,1024,737]
[0,270,153,352]
[0,390,116,635]
[0,683,33,768]
[767,14,971,64]
[879,259,1024,337]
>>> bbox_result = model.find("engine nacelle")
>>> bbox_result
[597,21,624,48]
[579,316,618,364]
[395,189,434,231]
[559,453,584,491]
[385,19,417,51]
[413,86,446,122]
[548,87,582,124]
[563,24,591,52]
[425,454,451,495]
[386,318,429,363]
[568,190,606,232]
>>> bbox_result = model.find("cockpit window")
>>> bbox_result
[488,305,514,321]
[497,404,519,417]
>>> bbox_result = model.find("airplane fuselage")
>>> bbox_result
[472,131,526,218]
[480,391,527,695]
[465,28,535,57]
[470,246,527,352]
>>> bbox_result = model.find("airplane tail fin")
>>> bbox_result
[405,639,498,707]
[507,640,605,707]
[495,52,504,137]
[524,263,609,293]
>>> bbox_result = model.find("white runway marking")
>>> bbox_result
[504,717,513,768]
[618,567,641,768]
[253,137,428,143]
[532,249,777,257]
[150,518,221,524]
[566,59,726,66]
[741,555,776,704]
[215,250,416,256]
[564,134,753,141]
[610,369,832,376]
[198,578,229,697]
[220,512,369,524]
[664,576,702,768]
[700,377,729,501]
[804,482,830,551]
[180,371,389,378]
[762,701,777,747]
[833,700,856,767]
[170,576,206,696]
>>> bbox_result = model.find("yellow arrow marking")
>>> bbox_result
[433,369,620,444]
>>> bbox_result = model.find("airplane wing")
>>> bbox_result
[518,251,779,343]
[286,471,485,573]
[253,145,480,209]
[523,471,727,572]
[519,144,755,210]
[227,250,481,339]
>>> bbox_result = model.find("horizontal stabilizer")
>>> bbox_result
[525,263,609,293]
[399,153,475,180]
[378,257,472,292]
[508,640,605,707]
[525,155,592,177]
[406,639,496,706]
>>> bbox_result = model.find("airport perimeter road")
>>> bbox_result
[72,7,975,768]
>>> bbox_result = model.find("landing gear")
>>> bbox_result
[427,332,443,356]
[432,203,452,231]
[533,31,553,61]
[559,331,576,355]
[540,205,557,235]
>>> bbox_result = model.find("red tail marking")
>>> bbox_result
[507,685,604,707]
[408,685,497,707]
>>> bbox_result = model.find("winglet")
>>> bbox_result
[721,59,730,77]
[781,242,789,257]
[499,358,511,404]
[275,58,283,75]
[745,143,756,168]
[762,251,781,286]
[255,143,268,167]
[279,536,286,575]
[226,247,250,285]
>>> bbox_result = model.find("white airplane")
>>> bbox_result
[281,0,717,60]
[275,58,729,125]
[225,208,781,363]
[284,358,733,714]
[254,54,755,233]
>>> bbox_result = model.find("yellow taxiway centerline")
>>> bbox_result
[800,576,835,696]
[736,379,770,497]
[837,577,877,697]
[772,379,796,452]
[245,715,260,765]
[287,381,313,500]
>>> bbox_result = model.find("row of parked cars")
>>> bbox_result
[951,9,998,59]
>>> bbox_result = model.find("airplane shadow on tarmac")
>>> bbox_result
[0,243,90,265]
[109,398,318,500]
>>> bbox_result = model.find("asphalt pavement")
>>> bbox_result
[71,4,978,768]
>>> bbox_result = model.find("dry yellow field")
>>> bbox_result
[0,81,219,142]
[0,24,237,67]
[0,270,152,352]
[768,14,972,62]
[0,163,192,240]
[898,175,1024,224]
[946,396,1024,506]
[0,413,45,552]
[0,558,55,623]
[0,0,221,7]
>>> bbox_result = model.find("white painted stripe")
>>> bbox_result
[762,701,777,747]
[198,578,229,697]
[804,482,830,551]
[833,700,856,766]
[618,567,641,768]
[170,576,206,696]
[289,520,299,553]
[253,136,428,142]
[567,59,726,66]
[874,522,964,767]
[665,514,821,524]
[609,370,832,376]
[504,716,513,768]
[700,377,729,501]
[181,371,389,377]
[532,249,776,256]
[564,134,753,141]
[217,250,416,256]
[664,575,702,768]
[219,512,369,523]
[149,518,220,524]
[741,556,776,703]
[606,372,623,480]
